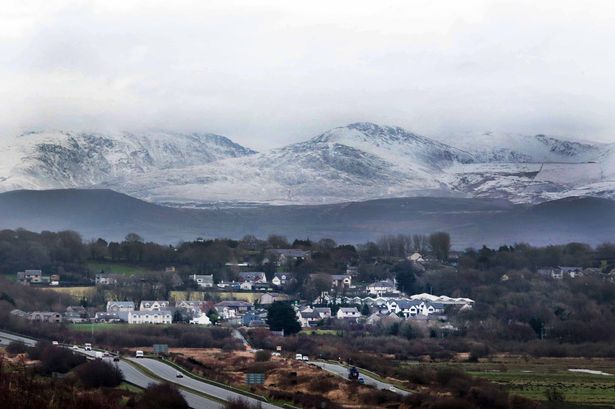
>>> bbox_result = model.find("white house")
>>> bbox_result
[189,313,211,325]
[336,307,361,320]
[271,273,293,287]
[366,279,399,296]
[408,252,424,263]
[259,292,290,305]
[106,301,135,313]
[139,300,170,311]
[191,274,214,288]
[331,274,352,288]
[176,300,204,316]
[215,300,253,319]
[95,274,118,286]
[238,272,267,283]
[240,281,253,290]
[128,310,172,324]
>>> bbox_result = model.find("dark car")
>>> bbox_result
[113,356,120,362]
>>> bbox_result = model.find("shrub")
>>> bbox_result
[544,387,565,402]
[74,359,124,388]
[254,350,271,362]
[5,340,28,355]
[137,383,189,409]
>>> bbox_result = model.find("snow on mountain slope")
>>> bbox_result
[112,123,473,205]
[0,130,255,191]
[0,123,613,206]
[439,131,603,163]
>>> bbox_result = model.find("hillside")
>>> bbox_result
[1,189,614,247]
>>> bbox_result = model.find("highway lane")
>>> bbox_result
[127,357,279,409]
[0,331,223,409]
[79,349,224,409]
[312,361,411,396]
[0,330,37,346]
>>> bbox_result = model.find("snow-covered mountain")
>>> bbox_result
[0,123,613,206]
[0,130,256,192]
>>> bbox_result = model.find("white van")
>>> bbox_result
[295,353,303,360]
[135,350,144,358]
[84,343,92,351]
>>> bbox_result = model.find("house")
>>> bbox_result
[271,273,293,287]
[259,293,289,305]
[128,310,172,324]
[165,266,176,273]
[30,311,63,323]
[238,272,267,283]
[191,274,214,288]
[366,311,402,326]
[176,300,205,316]
[16,270,43,285]
[215,300,254,319]
[189,313,211,325]
[64,305,88,323]
[268,249,311,265]
[297,306,331,327]
[106,301,135,313]
[10,309,29,319]
[253,282,274,292]
[95,274,118,286]
[240,281,253,291]
[560,266,583,278]
[408,252,424,263]
[366,279,399,296]
[94,312,121,323]
[331,274,352,288]
[139,300,170,311]
[336,307,361,320]
[241,310,268,327]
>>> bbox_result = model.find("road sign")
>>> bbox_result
[245,372,265,385]
[153,344,168,354]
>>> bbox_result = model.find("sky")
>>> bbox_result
[1,0,615,150]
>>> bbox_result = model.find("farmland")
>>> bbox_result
[87,262,153,275]
[456,357,615,407]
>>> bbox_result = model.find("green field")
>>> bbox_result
[87,262,152,275]
[455,357,615,407]
[69,323,131,332]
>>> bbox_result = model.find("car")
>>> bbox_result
[358,377,365,384]
[72,345,79,350]
[113,356,120,362]
[271,352,281,357]
[51,341,59,346]
[302,356,309,362]
[176,371,184,378]
[135,350,144,358]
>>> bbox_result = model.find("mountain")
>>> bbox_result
[113,122,475,205]
[1,189,614,247]
[0,123,613,206]
[0,130,256,192]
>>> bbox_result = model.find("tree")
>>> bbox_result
[75,360,124,388]
[266,301,301,335]
[392,261,418,295]
[429,232,451,261]
[125,233,144,243]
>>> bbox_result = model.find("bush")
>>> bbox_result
[544,387,565,402]
[29,343,86,375]
[254,350,271,362]
[225,398,263,409]
[74,359,124,388]
[5,340,28,355]
[137,383,189,409]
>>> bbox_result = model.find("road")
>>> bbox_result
[312,361,411,396]
[0,331,223,409]
[128,357,279,409]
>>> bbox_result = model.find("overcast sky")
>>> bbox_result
[1,0,615,150]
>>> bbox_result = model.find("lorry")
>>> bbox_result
[84,343,92,351]
[95,351,103,360]
[135,350,144,358]
[295,353,303,360]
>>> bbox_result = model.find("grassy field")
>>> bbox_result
[300,329,341,336]
[40,286,97,298]
[453,357,615,407]
[69,323,132,332]
[87,262,152,275]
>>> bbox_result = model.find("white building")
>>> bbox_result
[128,310,172,324]
[191,274,214,288]
[189,313,211,325]
[336,307,361,320]
[366,279,399,296]
[139,300,170,311]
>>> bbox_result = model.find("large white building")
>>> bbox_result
[127,310,172,324]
